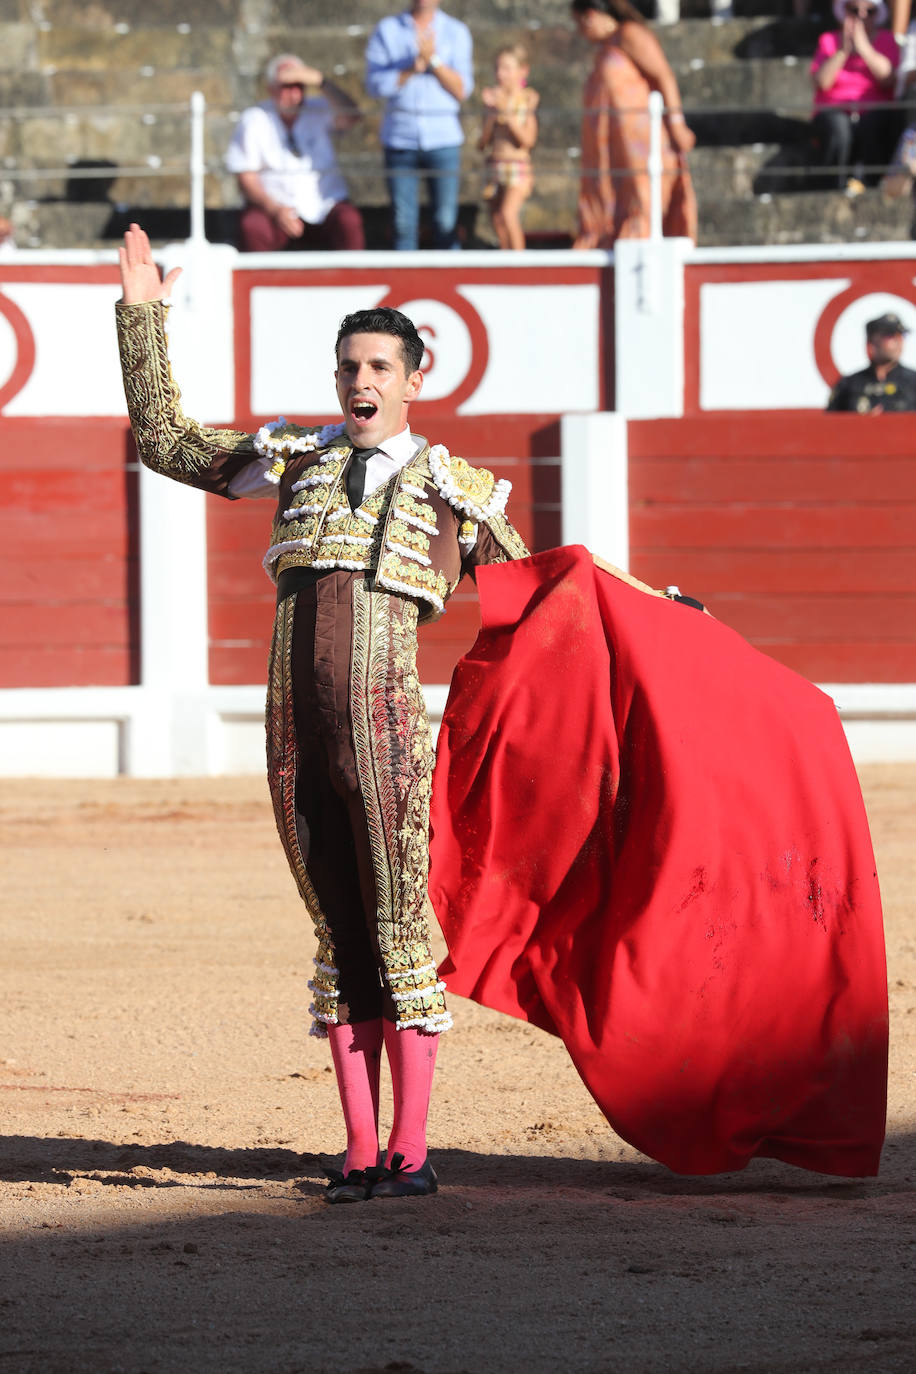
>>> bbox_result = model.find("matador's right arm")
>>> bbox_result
[115,297,258,498]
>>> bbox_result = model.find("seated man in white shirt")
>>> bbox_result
[226,53,366,252]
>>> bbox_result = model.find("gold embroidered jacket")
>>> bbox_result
[115,300,529,620]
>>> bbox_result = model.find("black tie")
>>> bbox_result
[346,446,379,511]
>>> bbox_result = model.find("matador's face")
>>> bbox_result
[335,332,424,449]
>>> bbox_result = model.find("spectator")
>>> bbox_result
[226,53,365,252]
[891,0,913,39]
[570,0,696,250]
[810,1,899,194]
[478,43,539,251]
[892,1,916,101]
[882,92,916,229]
[826,311,916,409]
[0,215,15,255]
[365,0,473,251]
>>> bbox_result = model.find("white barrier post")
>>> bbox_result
[613,236,690,419]
[189,90,206,245]
[648,90,663,244]
[560,413,629,570]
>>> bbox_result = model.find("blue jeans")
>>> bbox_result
[383,145,462,251]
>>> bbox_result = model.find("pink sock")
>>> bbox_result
[383,1021,439,1172]
[326,1019,383,1174]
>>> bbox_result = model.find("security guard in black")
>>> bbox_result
[827,312,916,413]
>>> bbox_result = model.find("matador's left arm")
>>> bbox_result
[115,299,258,497]
[464,510,530,570]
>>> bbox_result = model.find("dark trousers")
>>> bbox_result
[239,200,365,252]
[290,584,391,1025]
[810,107,893,188]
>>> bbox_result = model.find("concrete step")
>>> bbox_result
[28,0,819,33]
[689,142,781,198]
[14,166,912,253]
[687,138,895,200]
[660,16,824,66]
[5,2,909,255]
[677,53,810,114]
[700,186,914,244]
[0,15,825,112]
[33,0,610,34]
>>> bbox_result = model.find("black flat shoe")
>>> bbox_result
[369,1152,438,1200]
[323,1166,373,1203]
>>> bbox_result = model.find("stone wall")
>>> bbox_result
[0,0,912,248]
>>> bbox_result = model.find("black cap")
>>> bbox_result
[865,312,909,338]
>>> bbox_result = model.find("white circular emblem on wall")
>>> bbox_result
[830,291,916,374]
[393,297,473,401]
[0,306,17,395]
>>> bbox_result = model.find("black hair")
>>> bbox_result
[569,0,647,24]
[335,306,425,374]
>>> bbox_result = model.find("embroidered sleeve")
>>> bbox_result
[484,512,530,561]
[115,299,256,493]
[464,515,530,572]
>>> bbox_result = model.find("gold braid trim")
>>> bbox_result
[350,580,396,932]
[115,300,254,483]
[265,594,338,1033]
[350,581,449,1032]
[486,512,530,562]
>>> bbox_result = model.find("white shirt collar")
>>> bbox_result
[366,426,420,464]
[354,426,425,500]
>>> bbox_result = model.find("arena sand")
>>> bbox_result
[0,767,913,1373]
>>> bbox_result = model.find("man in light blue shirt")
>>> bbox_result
[365,0,474,250]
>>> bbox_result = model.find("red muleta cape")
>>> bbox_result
[429,545,888,1177]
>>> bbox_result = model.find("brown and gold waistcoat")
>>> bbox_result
[115,300,527,622]
[260,424,526,621]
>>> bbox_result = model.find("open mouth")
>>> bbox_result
[351,398,378,424]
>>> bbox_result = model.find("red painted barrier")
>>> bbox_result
[628,412,916,682]
[0,419,139,688]
[3,410,911,691]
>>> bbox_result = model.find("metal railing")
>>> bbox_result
[2,91,915,246]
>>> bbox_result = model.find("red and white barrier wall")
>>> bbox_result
[1,241,913,774]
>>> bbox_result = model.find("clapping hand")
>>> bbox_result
[841,13,859,53]
[417,29,437,69]
[118,223,182,304]
[849,16,871,55]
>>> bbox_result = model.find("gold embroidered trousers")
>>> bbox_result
[267,570,450,1036]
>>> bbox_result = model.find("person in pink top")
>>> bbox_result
[810,0,899,192]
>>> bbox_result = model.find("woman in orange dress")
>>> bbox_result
[571,0,697,248]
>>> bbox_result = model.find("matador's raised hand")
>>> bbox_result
[118,223,183,304]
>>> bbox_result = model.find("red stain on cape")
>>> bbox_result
[429,546,887,1177]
